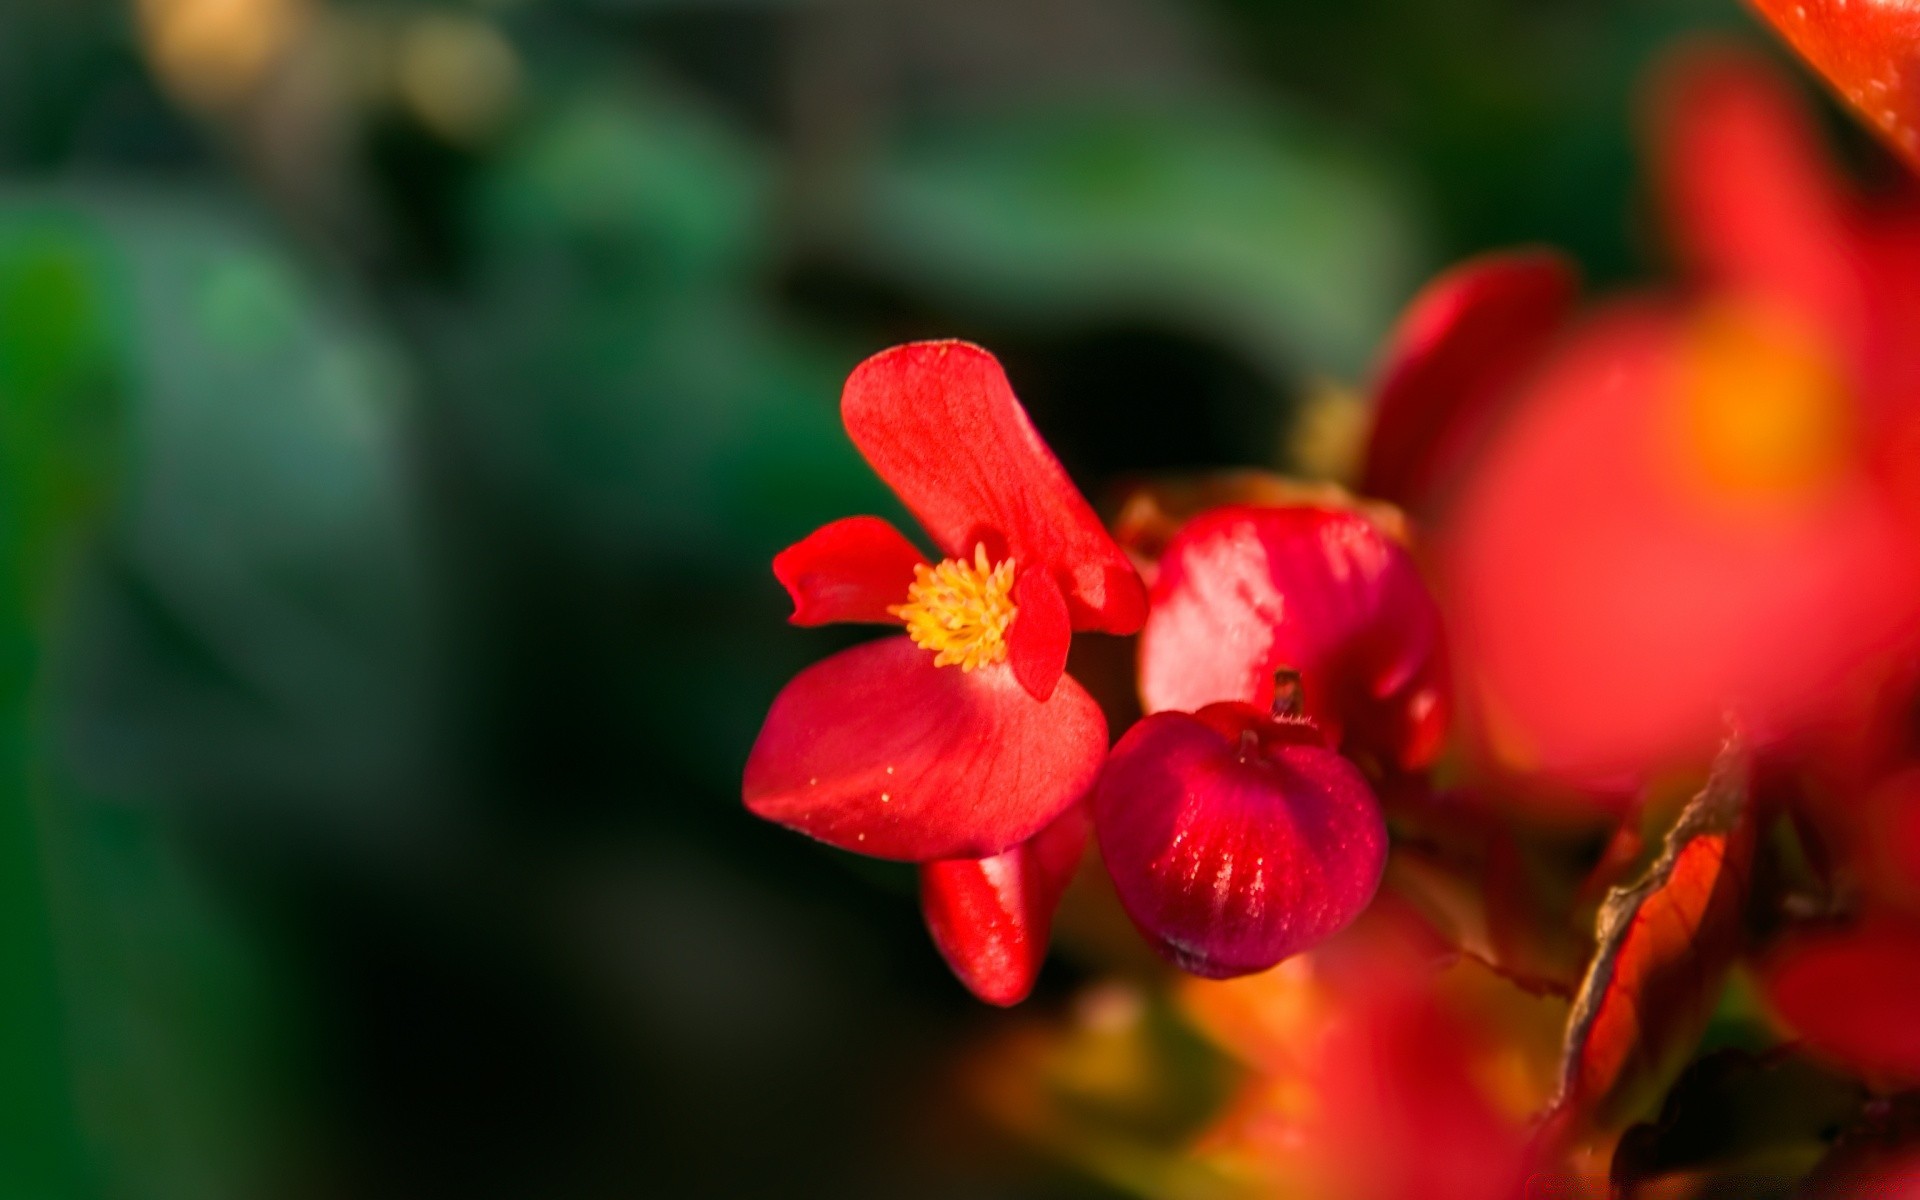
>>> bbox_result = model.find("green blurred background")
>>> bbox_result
[0,1,1843,1196]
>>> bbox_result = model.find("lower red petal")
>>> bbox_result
[773,516,926,626]
[919,806,1089,1006]
[1008,568,1071,702]
[743,637,1108,861]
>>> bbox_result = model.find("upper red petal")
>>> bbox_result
[773,516,927,625]
[742,636,1108,861]
[1746,0,1920,171]
[840,341,1147,634]
[1360,249,1578,514]
[918,805,1088,1006]
[1137,505,1451,772]
[1652,48,1868,346]
[1092,705,1387,979]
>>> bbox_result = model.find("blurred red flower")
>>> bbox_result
[1435,49,1920,783]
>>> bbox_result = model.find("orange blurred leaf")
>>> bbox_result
[1548,735,1758,1143]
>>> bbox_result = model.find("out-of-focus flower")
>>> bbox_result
[920,806,1089,1007]
[1092,702,1387,979]
[743,341,1145,1000]
[1181,904,1563,1200]
[1746,0,1920,170]
[1440,49,1920,783]
[1136,504,1449,772]
[137,0,311,111]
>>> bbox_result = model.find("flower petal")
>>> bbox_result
[1747,0,1920,171]
[1137,505,1450,772]
[840,341,1147,634]
[1093,703,1387,979]
[743,636,1107,861]
[1653,48,1866,343]
[919,806,1088,1006]
[1361,249,1578,514]
[772,516,927,625]
[1008,567,1071,702]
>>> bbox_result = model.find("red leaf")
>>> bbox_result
[840,341,1147,634]
[1361,249,1578,515]
[743,637,1107,861]
[773,515,926,625]
[1547,736,1757,1140]
[1746,0,1920,171]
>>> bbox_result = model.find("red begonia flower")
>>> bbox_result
[1137,505,1450,772]
[1745,0,1920,171]
[1760,917,1920,1085]
[1361,249,1579,516]
[1440,51,1920,781]
[745,342,1147,863]
[1092,702,1387,979]
[919,805,1088,1006]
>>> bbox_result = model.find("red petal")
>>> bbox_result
[1747,0,1920,170]
[919,806,1088,1006]
[1008,568,1070,702]
[840,341,1147,634]
[1092,704,1387,979]
[1361,249,1578,514]
[1137,505,1450,772]
[743,637,1107,861]
[1653,48,1867,342]
[772,516,927,625]
[1762,918,1920,1085]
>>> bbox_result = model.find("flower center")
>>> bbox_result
[1670,300,1852,507]
[889,545,1019,671]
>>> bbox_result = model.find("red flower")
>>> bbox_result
[1093,702,1388,978]
[1136,504,1450,772]
[1437,49,1920,781]
[743,341,1146,863]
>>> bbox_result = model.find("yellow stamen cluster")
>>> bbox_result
[890,545,1019,671]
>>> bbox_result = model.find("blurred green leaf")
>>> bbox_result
[460,85,886,559]
[839,100,1428,379]
[0,201,120,1200]
[3,190,423,1198]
